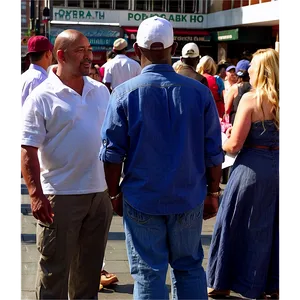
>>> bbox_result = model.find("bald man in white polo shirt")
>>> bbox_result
[21,29,113,300]
[103,38,141,91]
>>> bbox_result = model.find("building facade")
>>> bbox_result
[23,0,279,65]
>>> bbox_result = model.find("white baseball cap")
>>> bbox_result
[181,43,200,58]
[136,16,174,50]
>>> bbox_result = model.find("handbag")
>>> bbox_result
[220,113,232,133]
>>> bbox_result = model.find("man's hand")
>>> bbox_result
[203,195,219,220]
[31,194,54,224]
[111,194,123,217]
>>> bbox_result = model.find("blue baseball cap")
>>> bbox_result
[226,65,236,72]
[236,59,250,72]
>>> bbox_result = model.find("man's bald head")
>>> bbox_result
[53,29,85,61]
[53,29,93,78]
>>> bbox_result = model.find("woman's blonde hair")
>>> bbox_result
[197,55,217,75]
[251,48,279,129]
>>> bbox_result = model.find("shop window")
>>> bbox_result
[53,0,65,6]
[84,0,97,8]
[136,0,147,10]
[242,0,249,6]
[153,0,164,11]
[169,0,181,12]
[184,0,194,13]
[68,0,81,7]
[99,0,112,8]
[222,0,232,10]
[116,0,129,9]
[233,0,241,8]
[21,17,27,24]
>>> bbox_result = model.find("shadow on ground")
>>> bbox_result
[100,284,172,295]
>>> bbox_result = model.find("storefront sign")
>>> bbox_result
[53,8,106,21]
[217,29,239,41]
[174,35,210,42]
[52,7,206,28]
[127,12,204,24]
[49,25,121,50]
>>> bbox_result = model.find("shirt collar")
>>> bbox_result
[141,64,175,74]
[48,68,95,95]
[29,64,48,77]
[180,63,196,71]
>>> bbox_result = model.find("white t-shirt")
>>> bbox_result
[21,69,110,195]
[103,54,141,89]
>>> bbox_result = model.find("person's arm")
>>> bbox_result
[224,84,237,114]
[202,87,224,219]
[102,65,112,92]
[223,93,253,154]
[100,92,129,216]
[21,97,53,223]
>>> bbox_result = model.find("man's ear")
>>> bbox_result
[56,49,65,63]
[134,42,141,59]
[171,42,178,56]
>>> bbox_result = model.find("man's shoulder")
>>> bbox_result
[21,68,44,82]
[85,76,110,95]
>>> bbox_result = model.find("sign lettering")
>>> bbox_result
[127,12,204,24]
[54,8,106,21]
[52,8,205,27]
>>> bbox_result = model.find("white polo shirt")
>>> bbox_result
[21,69,110,195]
[103,54,141,89]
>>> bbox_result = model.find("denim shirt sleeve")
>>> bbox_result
[203,88,225,167]
[100,91,128,163]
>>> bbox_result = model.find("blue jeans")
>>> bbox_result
[123,199,208,300]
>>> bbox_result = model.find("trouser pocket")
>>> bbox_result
[36,221,57,257]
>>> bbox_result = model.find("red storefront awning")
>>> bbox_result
[123,27,210,36]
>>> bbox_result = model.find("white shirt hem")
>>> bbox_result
[42,188,107,195]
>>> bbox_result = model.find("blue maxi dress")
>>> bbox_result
[206,120,279,299]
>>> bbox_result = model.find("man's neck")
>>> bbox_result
[33,61,48,72]
[56,67,84,95]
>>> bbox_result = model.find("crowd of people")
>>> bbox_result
[21,15,279,300]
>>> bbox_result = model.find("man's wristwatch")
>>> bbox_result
[108,192,122,200]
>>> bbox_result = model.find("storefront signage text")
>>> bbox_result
[52,7,206,28]
[128,13,203,23]
[174,36,210,42]
[54,9,105,21]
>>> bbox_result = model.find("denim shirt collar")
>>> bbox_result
[141,64,175,74]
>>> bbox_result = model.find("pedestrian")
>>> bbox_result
[89,63,101,81]
[99,50,116,82]
[235,49,252,72]
[102,38,141,91]
[100,16,224,300]
[223,65,238,99]
[176,42,208,86]
[206,48,279,299]
[197,55,225,118]
[21,35,53,106]
[225,69,252,124]
[214,63,227,100]
[21,29,113,300]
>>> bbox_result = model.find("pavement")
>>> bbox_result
[21,180,245,300]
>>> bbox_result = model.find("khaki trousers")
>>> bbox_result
[35,191,113,299]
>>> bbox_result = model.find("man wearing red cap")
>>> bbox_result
[21,35,53,106]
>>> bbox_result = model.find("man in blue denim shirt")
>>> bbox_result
[100,16,224,300]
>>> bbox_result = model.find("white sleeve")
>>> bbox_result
[21,96,46,148]
[103,63,112,84]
